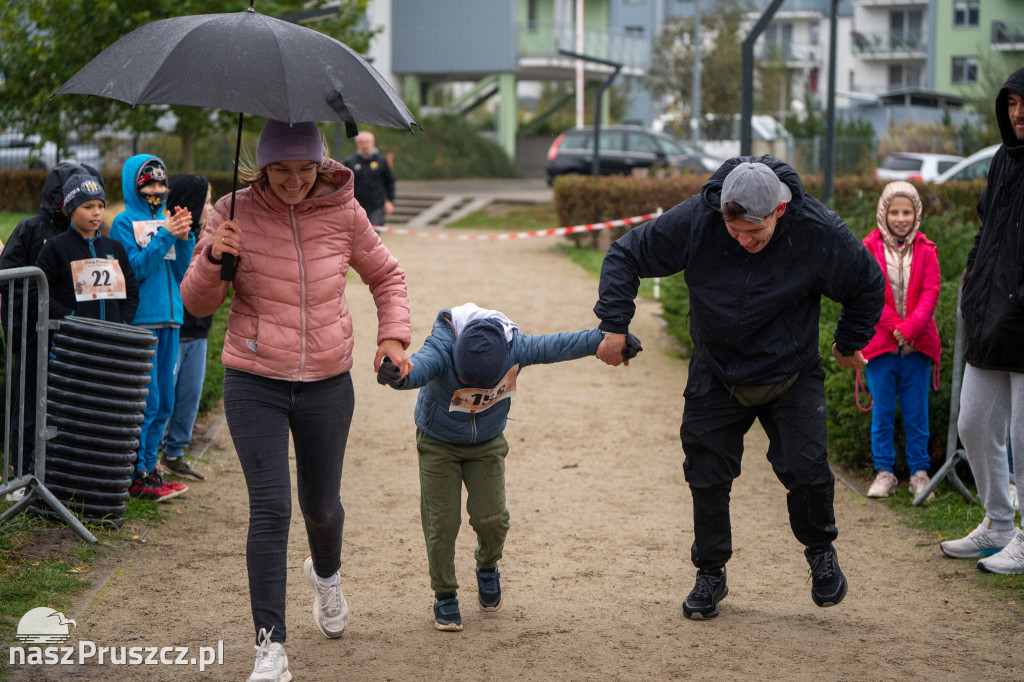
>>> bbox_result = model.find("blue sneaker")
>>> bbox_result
[433,592,463,632]
[476,566,502,611]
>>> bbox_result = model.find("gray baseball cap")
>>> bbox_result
[720,162,792,222]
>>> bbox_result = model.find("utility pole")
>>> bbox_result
[576,0,585,128]
[692,0,702,144]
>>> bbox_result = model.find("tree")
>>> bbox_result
[0,0,376,172]
[645,0,751,130]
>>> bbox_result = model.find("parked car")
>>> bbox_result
[873,152,964,182]
[546,125,721,185]
[0,133,104,171]
[932,144,1000,183]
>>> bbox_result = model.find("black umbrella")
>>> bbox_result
[54,3,419,280]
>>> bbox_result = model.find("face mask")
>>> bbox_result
[143,190,167,218]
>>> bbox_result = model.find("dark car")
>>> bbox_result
[546,125,720,185]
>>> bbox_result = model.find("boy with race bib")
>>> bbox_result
[110,154,195,502]
[377,302,639,632]
[36,173,139,324]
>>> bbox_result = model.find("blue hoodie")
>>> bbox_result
[109,154,195,326]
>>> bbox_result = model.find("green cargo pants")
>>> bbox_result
[416,429,511,596]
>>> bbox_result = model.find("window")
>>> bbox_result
[809,24,820,46]
[597,130,625,152]
[888,64,923,89]
[953,1,979,28]
[629,132,660,154]
[952,56,979,84]
[625,26,644,38]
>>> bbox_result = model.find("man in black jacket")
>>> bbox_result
[1,162,102,482]
[594,156,884,619]
[940,67,1024,574]
[343,131,395,228]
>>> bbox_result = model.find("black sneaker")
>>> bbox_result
[683,568,728,620]
[433,592,463,632]
[805,545,848,607]
[476,566,502,612]
[160,454,207,481]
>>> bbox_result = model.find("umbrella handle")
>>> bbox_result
[220,112,245,282]
[221,254,236,281]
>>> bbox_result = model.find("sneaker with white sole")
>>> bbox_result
[303,556,348,638]
[867,470,898,498]
[1011,483,1019,511]
[940,517,1017,558]
[248,627,291,682]
[433,592,463,631]
[978,530,1024,574]
[908,470,935,501]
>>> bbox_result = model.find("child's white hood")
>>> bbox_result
[451,302,519,342]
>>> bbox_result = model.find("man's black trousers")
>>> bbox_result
[680,356,837,570]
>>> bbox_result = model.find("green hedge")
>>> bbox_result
[554,173,986,475]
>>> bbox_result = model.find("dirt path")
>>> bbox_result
[12,230,1024,680]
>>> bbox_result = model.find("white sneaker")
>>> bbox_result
[5,488,27,503]
[248,628,291,682]
[866,470,898,498]
[908,470,935,501]
[978,530,1024,574]
[940,517,1017,558]
[303,555,349,638]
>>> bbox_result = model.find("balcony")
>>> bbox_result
[517,21,649,76]
[992,20,1024,52]
[855,0,926,6]
[760,42,822,65]
[850,30,926,59]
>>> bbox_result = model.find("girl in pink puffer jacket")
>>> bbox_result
[861,181,941,501]
[181,120,412,680]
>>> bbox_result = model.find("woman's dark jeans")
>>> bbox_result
[223,368,354,644]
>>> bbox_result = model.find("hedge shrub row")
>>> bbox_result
[554,172,986,475]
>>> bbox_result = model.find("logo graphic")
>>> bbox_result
[16,607,77,644]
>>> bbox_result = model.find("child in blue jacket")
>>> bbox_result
[378,303,639,632]
[110,154,195,501]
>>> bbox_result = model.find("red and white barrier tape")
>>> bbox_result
[374,213,658,240]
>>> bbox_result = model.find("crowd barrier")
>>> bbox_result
[1,266,97,542]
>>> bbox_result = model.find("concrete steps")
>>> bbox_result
[389,193,493,227]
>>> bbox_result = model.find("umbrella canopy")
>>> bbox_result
[54,7,418,132]
[55,5,418,280]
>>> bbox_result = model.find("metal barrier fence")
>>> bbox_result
[1,266,97,542]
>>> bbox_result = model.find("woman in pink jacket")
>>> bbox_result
[181,120,412,682]
[861,181,941,500]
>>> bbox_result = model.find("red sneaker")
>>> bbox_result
[146,471,186,501]
[129,471,161,500]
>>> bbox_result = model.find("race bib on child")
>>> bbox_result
[70,258,127,301]
[449,364,519,414]
[132,220,176,260]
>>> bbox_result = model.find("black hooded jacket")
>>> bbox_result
[960,67,1024,372]
[0,162,102,346]
[594,155,885,388]
[167,174,213,340]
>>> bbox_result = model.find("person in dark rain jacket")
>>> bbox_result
[593,156,884,620]
[0,161,103,484]
[940,66,1024,574]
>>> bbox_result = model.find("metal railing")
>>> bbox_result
[518,21,649,69]
[1,266,97,542]
[992,20,1024,51]
[850,29,926,55]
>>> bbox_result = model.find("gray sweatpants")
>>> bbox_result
[958,363,1024,528]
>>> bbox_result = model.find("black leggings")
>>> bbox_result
[223,368,354,644]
